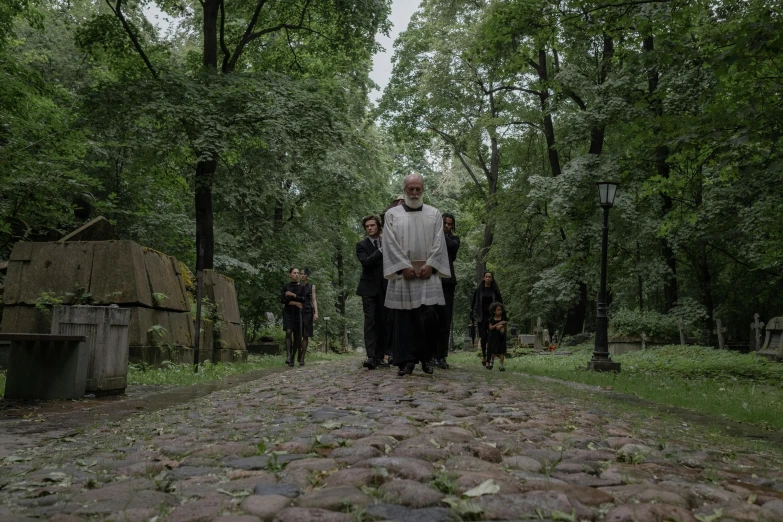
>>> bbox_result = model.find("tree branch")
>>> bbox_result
[285,28,303,71]
[483,84,541,96]
[429,125,487,201]
[106,0,158,79]
[226,0,269,72]
[219,0,231,71]
[505,120,542,130]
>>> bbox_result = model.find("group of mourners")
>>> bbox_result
[280,173,509,375]
[354,173,509,376]
[280,268,318,367]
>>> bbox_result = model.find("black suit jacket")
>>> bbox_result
[356,237,387,297]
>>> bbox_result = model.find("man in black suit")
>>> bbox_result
[356,215,387,370]
[435,213,460,369]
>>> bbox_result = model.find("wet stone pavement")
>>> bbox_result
[2,359,783,522]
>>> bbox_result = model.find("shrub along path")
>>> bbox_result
[1,359,783,522]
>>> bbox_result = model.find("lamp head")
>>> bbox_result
[597,182,619,208]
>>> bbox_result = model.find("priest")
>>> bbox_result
[383,173,451,376]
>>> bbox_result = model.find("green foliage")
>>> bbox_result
[610,309,680,339]
[34,291,64,319]
[152,293,168,304]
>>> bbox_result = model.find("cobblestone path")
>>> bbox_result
[2,359,782,522]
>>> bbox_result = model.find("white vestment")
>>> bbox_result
[383,204,451,310]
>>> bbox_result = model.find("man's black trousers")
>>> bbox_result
[436,283,456,359]
[362,292,387,360]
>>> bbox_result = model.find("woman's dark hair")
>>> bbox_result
[443,213,456,231]
[288,267,298,274]
[362,215,382,230]
[476,272,501,294]
[301,268,311,276]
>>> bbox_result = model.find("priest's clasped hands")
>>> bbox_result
[402,265,433,280]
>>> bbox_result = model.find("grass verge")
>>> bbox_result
[449,344,783,431]
[128,351,346,386]
[0,352,347,394]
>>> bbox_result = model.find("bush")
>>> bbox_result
[609,309,680,339]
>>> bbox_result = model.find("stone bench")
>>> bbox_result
[0,333,89,400]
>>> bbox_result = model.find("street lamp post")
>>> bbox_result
[588,182,621,372]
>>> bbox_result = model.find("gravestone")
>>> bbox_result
[759,317,783,361]
[751,314,765,352]
[678,318,686,346]
[518,334,535,346]
[713,319,727,350]
[533,318,544,351]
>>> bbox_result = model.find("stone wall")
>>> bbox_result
[1,241,247,365]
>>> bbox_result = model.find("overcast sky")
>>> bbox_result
[369,1,419,104]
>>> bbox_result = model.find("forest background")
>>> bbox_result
[1,0,782,349]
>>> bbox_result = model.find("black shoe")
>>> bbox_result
[377,358,389,368]
[421,360,434,374]
[487,361,494,370]
[436,358,448,369]
[499,365,505,371]
[299,361,305,367]
[397,363,413,377]
[364,358,377,370]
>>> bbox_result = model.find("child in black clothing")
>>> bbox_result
[487,302,507,371]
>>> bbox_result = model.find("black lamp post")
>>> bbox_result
[588,182,621,372]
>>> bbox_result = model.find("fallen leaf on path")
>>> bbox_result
[463,479,500,497]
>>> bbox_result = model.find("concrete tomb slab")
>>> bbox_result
[0,333,89,400]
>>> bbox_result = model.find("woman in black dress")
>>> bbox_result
[470,272,503,367]
[281,268,305,366]
[298,268,319,366]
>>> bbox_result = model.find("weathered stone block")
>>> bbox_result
[60,216,118,242]
[212,349,248,363]
[0,305,50,334]
[128,307,195,348]
[1,333,89,400]
[204,270,241,324]
[90,241,152,307]
[4,242,95,305]
[216,322,246,350]
[129,344,194,365]
[142,248,190,312]
[51,305,131,395]
[4,241,190,312]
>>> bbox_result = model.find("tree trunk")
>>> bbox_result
[644,34,678,312]
[474,93,500,283]
[194,0,220,271]
[195,158,216,270]
[536,50,561,177]
[564,283,588,335]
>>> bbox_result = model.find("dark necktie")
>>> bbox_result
[373,239,379,250]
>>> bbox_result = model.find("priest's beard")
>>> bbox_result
[405,195,423,209]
